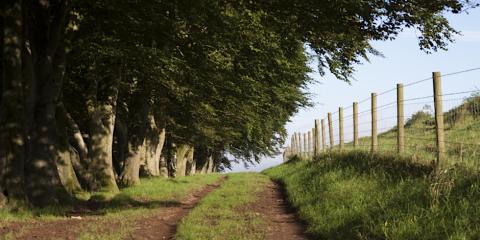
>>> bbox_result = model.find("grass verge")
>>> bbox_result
[176,173,270,240]
[264,152,480,240]
[0,174,221,239]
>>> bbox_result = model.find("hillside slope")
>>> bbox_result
[268,97,480,239]
[264,153,480,239]
[348,95,480,167]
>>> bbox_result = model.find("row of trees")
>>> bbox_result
[0,0,475,207]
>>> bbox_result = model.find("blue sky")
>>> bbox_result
[229,7,480,172]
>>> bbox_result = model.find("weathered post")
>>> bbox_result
[283,147,290,161]
[294,133,298,156]
[397,83,405,154]
[292,132,298,155]
[353,102,359,149]
[328,113,334,149]
[303,133,308,157]
[321,119,327,152]
[311,127,316,155]
[339,107,344,151]
[314,119,321,156]
[297,133,302,156]
[433,72,445,167]
[291,135,296,155]
[308,131,312,157]
[371,93,378,152]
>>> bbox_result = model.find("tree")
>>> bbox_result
[0,0,475,206]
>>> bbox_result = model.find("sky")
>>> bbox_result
[229,7,480,173]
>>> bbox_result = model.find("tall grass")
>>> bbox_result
[264,152,480,240]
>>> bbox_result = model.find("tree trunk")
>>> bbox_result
[54,50,82,194]
[0,1,27,206]
[56,144,82,194]
[200,159,208,174]
[88,103,119,192]
[141,114,166,177]
[118,98,149,187]
[53,100,99,192]
[206,154,214,174]
[0,2,4,106]
[194,146,211,174]
[23,0,71,206]
[174,144,190,177]
[55,103,84,193]
[119,140,144,186]
[112,117,128,177]
[81,55,122,192]
[164,134,176,177]
[185,147,195,176]
[159,155,168,178]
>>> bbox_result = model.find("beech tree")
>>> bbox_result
[0,0,476,206]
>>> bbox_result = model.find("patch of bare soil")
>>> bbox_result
[251,181,310,240]
[129,178,225,240]
[0,176,225,240]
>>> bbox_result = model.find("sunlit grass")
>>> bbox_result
[341,96,480,169]
[0,174,222,239]
[176,173,270,240]
[265,153,480,239]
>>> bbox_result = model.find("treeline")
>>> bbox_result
[0,0,474,207]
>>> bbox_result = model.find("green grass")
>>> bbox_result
[341,95,480,169]
[264,153,480,240]
[176,173,270,240]
[0,174,222,239]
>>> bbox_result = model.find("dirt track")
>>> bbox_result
[0,178,225,240]
[252,181,309,240]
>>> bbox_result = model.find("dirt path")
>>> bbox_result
[252,181,310,240]
[0,177,225,240]
[130,179,223,240]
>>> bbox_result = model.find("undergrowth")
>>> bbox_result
[264,152,480,240]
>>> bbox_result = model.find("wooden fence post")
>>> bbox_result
[308,131,312,157]
[397,83,405,154]
[292,133,296,155]
[315,119,321,156]
[292,133,298,155]
[303,133,308,157]
[290,135,295,156]
[311,128,315,155]
[339,107,344,151]
[296,133,301,156]
[433,72,445,167]
[371,93,378,152]
[321,119,327,152]
[353,102,359,149]
[299,133,303,156]
[328,113,334,149]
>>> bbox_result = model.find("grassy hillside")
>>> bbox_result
[345,95,480,168]
[264,153,480,240]
[263,95,480,239]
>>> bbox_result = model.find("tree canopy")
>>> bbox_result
[0,0,476,206]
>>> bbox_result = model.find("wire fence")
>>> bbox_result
[284,68,480,170]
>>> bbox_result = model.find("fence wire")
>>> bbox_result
[285,67,480,169]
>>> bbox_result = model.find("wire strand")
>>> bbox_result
[441,67,480,78]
